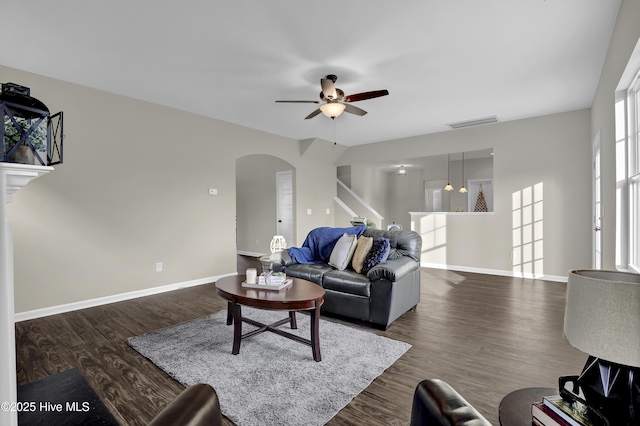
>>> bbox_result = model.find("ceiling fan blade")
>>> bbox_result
[320,78,337,100]
[344,90,389,102]
[304,108,322,120]
[276,100,320,103]
[343,104,367,116]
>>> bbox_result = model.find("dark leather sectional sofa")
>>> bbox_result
[274,227,422,329]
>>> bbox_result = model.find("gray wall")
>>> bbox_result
[2,65,340,313]
[338,110,593,278]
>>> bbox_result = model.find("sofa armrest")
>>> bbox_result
[366,256,419,282]
[269,250,295,267]
[148,383,222,426]
[410,379,491,426]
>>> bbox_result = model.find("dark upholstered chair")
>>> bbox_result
[148,383,222,426]
[149,379,491,426]
[410,379,492,426]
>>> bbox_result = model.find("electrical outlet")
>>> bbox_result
[156,262,163,272]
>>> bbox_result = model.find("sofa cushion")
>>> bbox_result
[285,263,334,284]
[323,269,371,297]
[362,237,391,274]
[351,235,374,273]
[328,233,358,271]
[322,289,370,320]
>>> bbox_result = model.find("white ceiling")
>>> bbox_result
[1,1,621,147]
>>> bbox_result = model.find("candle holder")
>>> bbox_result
[245,268,257,284]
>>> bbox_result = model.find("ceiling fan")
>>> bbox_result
[276,74,389,120]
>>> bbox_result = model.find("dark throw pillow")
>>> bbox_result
[362,237,391,274]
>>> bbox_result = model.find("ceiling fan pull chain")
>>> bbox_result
[333,119,337,148]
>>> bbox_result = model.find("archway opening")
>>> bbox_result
[236,154,296,256]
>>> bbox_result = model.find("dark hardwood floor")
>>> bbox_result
[15,266,586,425]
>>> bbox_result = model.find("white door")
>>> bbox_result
[276,171,294,248]
[593,132,603,269]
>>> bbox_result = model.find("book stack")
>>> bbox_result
[258,272,287,285]
[531,395,601,426]
[240,272,291,290]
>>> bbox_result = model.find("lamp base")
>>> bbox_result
[560,356,640,425]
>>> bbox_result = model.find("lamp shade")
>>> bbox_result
[564,269,640,368]
[320,102,346,119]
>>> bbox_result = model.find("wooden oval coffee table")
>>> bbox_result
[215,275,325,362]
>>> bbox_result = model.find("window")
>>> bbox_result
[630,75,640,271]
[618,70,640,272]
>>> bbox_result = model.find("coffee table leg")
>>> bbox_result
[311,302,321,362]
[226,301,233,325]
[232,303,242,355]
[289,311,297,329]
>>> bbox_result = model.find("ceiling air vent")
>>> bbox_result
[447,116,499,130]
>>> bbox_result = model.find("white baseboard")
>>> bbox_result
[15,272,237,322]
[421,262,567,283]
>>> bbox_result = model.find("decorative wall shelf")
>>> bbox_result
[1,163,53,203]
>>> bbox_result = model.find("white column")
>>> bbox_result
[0,164,52,426]
[0,168,17,426]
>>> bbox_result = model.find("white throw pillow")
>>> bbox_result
[328,233,358,271]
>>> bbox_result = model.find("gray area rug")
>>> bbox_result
[128,307,411,426]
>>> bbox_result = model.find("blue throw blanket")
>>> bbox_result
[288,226,367,264]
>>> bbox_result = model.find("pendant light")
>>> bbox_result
[459,152,467,193]
[444,154,454,191]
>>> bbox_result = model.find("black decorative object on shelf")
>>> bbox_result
[1,82,63,165]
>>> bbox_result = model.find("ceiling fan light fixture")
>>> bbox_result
[320,102,346,119]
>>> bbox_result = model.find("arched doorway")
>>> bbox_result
[236,154,296,255]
